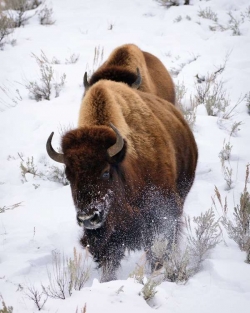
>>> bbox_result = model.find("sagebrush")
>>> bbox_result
[215,164,250,262]
[41,248,91,300]
[149,208,222,284]
[25,51,66,101]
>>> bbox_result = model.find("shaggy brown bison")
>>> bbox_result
[84,43,175,104]
[46,80,197,282]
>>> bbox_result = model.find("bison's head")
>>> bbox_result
[46,124,127,230]
[83,67,142,94]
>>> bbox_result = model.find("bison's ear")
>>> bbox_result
[108,140,127,164]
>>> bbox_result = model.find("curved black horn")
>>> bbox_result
[107,123,124,158]
[83,72,90,90]
[131,68,142,89]
[46,132,64,164]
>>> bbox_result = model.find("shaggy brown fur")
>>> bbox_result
[87,44,176,104]
[59,80,197,282]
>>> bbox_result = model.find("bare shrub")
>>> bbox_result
[170,53,200,77]
[218,138,234,190]
[65,53,79,64]
[155,0,190,7]
[0,202,22,213]
[229,120,243,137]
[25,285,48,311]
[5,0,42,11]
[215,165,250,262]
[45,165,68,186]
[0,82,22,111]
[42,249,91,300]
[42,251,68,300]
[195,59,244,119]
[195,74,229,117]
[162,244,195,283]
[140,279,159,302]
[227,11,243,36]
[198,7,218,22]
[154,0,180,8]
[150,209,221,284]
[67,247,91,292]
[174,15,182,23]
[0,12,14,46]
[25,51,66,101]
[176,81,198,130]
[219,139,232,165]
[30,50,79,65]
[19,154,68,185]
[20,156,41,182]
[210,10,244,36]
[223,166,233,190]
[244,6,250,21]
[185,208,222,265]
[38,4,55,25]
[25,63,53,101]
[5,0,41,27]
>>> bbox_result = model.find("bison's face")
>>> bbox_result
[46,125,126,230]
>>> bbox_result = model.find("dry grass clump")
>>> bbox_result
[25,248,91,310]
[214,164,250,263]
[0,295,13,313]
[85,45,104,82]
[42,248,91,300]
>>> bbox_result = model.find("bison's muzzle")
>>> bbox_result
[77,211,104,230]
[76,190,113,230]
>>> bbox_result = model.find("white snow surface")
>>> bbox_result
[1,0,250,312]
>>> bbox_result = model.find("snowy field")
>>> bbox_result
[0,0,250,312]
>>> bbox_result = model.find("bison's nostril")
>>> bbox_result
[90,213,100,224]
[77,212,95,221]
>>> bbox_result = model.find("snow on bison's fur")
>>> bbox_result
[47,79,197,282]
[84,43,176,105]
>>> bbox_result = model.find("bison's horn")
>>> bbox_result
[107,123,124,158]
[83,72,90,90]
[46,132,64,164]
[131,68,142,89]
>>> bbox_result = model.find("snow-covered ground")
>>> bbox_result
[1,0,250,312]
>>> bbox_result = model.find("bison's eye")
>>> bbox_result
[101,171,110,180]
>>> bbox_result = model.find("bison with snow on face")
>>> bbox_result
[46,79,197,282]
[84,43,176,105]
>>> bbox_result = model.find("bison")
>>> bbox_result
[46,80,197,282]
[84,43,176,104]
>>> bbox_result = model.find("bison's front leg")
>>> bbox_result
[80,230,126,283]
[99,244,126,282]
